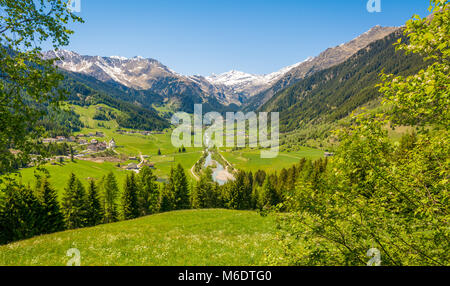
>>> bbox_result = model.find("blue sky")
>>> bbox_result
[57,0,431,76]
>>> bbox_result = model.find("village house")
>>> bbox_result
[42,138,57,144]
[98,142,107,150]
[87,141,107,152]
[108,138,116,149]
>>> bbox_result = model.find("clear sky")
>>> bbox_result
[56,0,431,76]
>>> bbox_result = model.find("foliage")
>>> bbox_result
[86,179,103,227]
[0,0,82,176]
[35,177,65,234]
[269,1,450,266]
[191,168,221,209]
[122,173,139,220]
[0,182,43,244]
[102,172,119,223]
[172,164,190,210]
[61,173,88,229]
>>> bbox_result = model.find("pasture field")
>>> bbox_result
[220,147,324,173]
[0,209,280,266]
[13,151,202,195]
[14,160,130,197]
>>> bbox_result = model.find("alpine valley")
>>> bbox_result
[44,25,401,118]
[1,0,448,267]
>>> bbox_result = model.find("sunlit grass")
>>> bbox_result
[0,209,280,266]
[220,147,324,173]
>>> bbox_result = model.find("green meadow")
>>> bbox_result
[220,147,324,173]
[15,160,130,196]
[0,209,279,266]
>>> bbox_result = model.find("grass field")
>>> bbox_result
[220,147,324,173]
[0,209,279,266]
[13,160,130,197]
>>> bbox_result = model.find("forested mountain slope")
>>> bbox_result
[243,26,399,111]
[60,71,170,131]
[259,30,428,132]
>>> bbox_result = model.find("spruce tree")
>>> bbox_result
[122,173,139,220]
[173,164,190,210]
[259,176,279,208]
[86,179,103,226]
[137,166,159,215]
[160,171,176,212]
[36,177,65,234]
[192,169,217,209]
[0,183,43,244]
[70,146,74,162]
[62,173,88,229]
[102,172,119,223]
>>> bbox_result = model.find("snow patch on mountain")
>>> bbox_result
[204,57,314,98]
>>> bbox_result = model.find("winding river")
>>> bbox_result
[203,133,234,185]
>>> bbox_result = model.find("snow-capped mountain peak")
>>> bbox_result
[204,57,314,98]
[43,25,399,107]
[43,50,177,90]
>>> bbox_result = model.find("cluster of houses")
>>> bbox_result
[42,131,117,153]
[87,138,116,152]
[42,131,105,144]
[116,129,164,136]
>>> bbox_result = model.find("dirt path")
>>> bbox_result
[190,164,200,181]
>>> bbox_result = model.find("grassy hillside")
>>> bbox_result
[16,160,130,196]
[0,209,279,266]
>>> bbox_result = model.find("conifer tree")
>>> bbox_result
[122,173,139,220]
[62,173,88,229]
[259,176,279,208]
[36,177,65,234]
[137,166,159,215]
[226,171,252,210]
[192,169,215,209]
[86,179,103,227]
[159,182,175,212]
[70,146,74,162]
[102,172,119,223]
[172,164,190,210]
[0,183,43,244]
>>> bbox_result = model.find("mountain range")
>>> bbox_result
[260,29,426,132]
[44,25,399,112]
